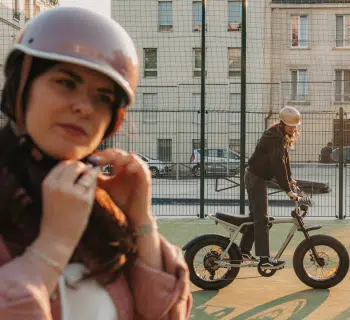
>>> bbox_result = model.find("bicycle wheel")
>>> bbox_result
[293,234,349,289]
[184,236,241,290]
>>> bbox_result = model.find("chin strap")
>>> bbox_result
[11,122,91,170]
[15,55,32,134]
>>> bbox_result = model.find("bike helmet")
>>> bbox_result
[2,6,139,137]
[279,106,301,126]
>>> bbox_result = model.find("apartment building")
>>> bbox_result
[0,0,56,125]
[0,0,56,84]
[267,0,350,161]
[111,0,269,164]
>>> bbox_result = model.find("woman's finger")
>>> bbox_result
[88,149,130,167]
[75,166,100,193]
[56,162,89,187]
[89,150,148,176]
[43,160,74,185]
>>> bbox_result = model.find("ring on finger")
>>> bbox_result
[76,180,92,189]
[76,174,95,188]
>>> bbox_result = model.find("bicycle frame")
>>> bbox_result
[210,201,320,268]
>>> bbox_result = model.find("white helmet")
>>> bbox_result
[279,106,301,126]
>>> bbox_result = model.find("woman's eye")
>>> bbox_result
[99,95,113,106]
[57,79,76,90]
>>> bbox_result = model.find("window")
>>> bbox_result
[228,0,242,31]
[13,0,20,20]
[144,48,157,77]
[333,119,350,147]
[335,70,350,102]
[336,15,350,48]
[142,93,158,122]
[229,93,240,110]
[159,1,173,31]
[291,70,307,101]
[192,139,207,150]
[192,93,200,109]
[229,138,240,152]
[193,1,202,31]
[157,139,172,162]
[25,0,30,21]
[228,48,241,77]
[218,149,240,160]
[291,15,308,48]
[193,48,202,77]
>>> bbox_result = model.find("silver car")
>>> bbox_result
[190,148,241,177]
[136,153,171,177]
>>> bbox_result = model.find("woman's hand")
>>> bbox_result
[88,149,153,227]
[289,179,297,186]
[38,160,100,251]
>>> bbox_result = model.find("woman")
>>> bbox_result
[239,106,301,269]
[0,6,192,320]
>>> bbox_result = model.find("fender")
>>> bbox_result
[182,234,242,258]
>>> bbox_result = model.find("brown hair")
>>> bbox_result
[0,55,137,284]
[271,120,300,149]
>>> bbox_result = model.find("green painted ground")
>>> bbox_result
[158,218,350,320]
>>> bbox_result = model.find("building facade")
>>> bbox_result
[111,0,350,164]
[267,0,350,161]
[111,0,269,165]
[0,0,56,125]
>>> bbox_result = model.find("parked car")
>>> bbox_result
[189,148,243,177]
[332,147,350,163]
[136,153,171,177]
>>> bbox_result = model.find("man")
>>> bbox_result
[320,142,334,163]
[240,106,301,269]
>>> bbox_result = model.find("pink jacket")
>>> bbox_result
[0,234,192,320]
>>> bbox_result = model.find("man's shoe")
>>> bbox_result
[241,251,258,262]
[259,257,285,269]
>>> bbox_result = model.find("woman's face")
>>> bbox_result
[284,124,297,136]
[25,63,114,160]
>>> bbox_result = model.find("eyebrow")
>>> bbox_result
[58,69,83,83]
[57,69,115,95]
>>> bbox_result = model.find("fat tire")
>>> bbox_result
[293,234,349,289]
[184,236,240,290]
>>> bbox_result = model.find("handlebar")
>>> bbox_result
[292,185,314,207]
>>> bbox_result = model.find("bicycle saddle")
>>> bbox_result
[215,213,253,226]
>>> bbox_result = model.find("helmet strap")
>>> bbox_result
[15,55,32,134]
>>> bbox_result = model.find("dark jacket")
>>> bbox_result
[247,125,292,193]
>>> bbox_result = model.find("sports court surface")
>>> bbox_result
[158,218,350,320]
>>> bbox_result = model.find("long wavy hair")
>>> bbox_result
[272,120,300,149]
[0,55,137,285]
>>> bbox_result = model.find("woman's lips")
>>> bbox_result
[58,124,87,136]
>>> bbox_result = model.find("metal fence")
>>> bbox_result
[1,0,350,218]
[95,106,348,219]
[0,95,348,218]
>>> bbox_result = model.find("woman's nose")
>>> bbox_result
[71,96,94,115]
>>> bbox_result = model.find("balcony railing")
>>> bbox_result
[13,10,20,21]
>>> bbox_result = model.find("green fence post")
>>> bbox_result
[199,0,207,219]
[339,107,344,220]
[240,0,247,215]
